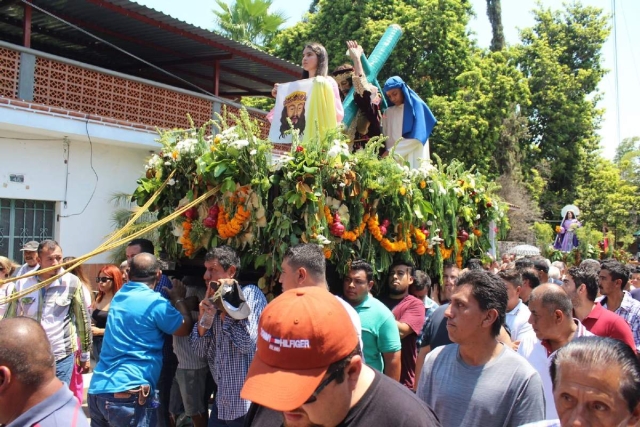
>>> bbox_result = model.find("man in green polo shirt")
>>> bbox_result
[343,259,401,381]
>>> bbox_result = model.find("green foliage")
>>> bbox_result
[615,136,640,187]
[240,96,275,111]
[531,221,553,248]
[515,3,610,218]
[430,49,530,175]
[213,0,288,48]
[575,156,640,245]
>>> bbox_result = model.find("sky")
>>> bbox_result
[134,0,640,159]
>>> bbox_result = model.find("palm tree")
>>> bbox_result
[213,0,288,48]
[107,193,159,264]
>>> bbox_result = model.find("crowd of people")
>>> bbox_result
[1,237,640,427]
[2,38,640,427]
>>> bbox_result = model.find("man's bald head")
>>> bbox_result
[128,252,160,284]
[529,283,573,317]
[0,318,55,386]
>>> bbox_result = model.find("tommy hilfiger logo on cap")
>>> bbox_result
[260,327,311,352]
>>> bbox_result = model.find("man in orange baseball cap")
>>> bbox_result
[241,287,440,427]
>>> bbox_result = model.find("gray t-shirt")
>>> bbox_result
[417,343,545,427]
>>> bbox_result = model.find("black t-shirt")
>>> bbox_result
[418,303,452,349]
[243,369,441,426]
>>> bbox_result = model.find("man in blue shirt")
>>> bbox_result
[342,259,401,381]
[0,317,89,427]
[88,253,193,427]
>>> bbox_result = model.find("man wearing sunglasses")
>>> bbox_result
[241,286,441,427]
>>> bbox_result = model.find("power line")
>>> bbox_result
[612,0,621,147]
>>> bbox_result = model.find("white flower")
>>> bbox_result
[343,162,351,172]
[327,139,349,158]
[230,139,250,149]
[428,188,434,193]
[222,126,236,136]
[339,182,346,187]
[316,235,331,245]
[427,221,433,226]
[164,161,172,166]
[168,178,176,186]
[439,185,446,195]
[175,138,198,155]
[475,214,481,220]
[249,149,257,156]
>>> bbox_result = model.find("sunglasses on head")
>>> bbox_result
[96,277,113,283]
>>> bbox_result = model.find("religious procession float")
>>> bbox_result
[132,109,509,299]
[130,25,509,299]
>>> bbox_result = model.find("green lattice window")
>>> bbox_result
[0,198,56,262]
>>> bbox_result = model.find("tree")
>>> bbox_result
[614,136,640,186]
[429,49,530,175]
[575,156,640,245]
[213,0,288,48]
[272,0,475,99]
[486,0,505,51]
[515,3,610,218]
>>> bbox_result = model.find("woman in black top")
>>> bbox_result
[91,264,123,363]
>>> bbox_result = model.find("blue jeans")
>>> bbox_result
[55,353,74,385]
[88,392,157,427]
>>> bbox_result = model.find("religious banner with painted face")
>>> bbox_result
[268,79,314,144]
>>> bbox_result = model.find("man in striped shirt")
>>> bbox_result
[5,240,92,385]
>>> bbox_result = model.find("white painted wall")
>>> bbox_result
[0,107,159,262]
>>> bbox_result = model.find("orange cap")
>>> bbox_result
[240,286,358,412]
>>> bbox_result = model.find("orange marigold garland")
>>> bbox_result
[217,205,251,239]
[178,220,195,257]
[366,214,409,252]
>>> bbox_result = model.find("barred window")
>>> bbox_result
[0,198,56,262]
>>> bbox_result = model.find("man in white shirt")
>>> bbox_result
[518,284,593,420]
[499,269,535,345]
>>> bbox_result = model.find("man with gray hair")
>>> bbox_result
[0,317,89,426]
[518,284,593,420]
[88,253,193,427]
[521,336,640,427]
[191,245,267,426]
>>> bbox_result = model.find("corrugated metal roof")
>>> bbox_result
[0,0,301,97]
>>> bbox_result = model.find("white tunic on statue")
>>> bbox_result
[382,104,430,169]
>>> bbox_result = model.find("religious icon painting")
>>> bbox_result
[268,79,314,144]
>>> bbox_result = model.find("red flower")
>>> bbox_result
[296,146,304,152]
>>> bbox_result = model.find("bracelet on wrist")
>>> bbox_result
[173,299,185,306]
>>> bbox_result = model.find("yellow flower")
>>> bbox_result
[214,135,222,144]
[419,180,426,189]
[399,187,406,196]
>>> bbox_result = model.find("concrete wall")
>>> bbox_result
[0,108,156,263]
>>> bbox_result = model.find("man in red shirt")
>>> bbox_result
[562,266,635,351]
[381,261,425,390]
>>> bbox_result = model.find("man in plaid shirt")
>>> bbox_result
[5,240,91,385]
[190,246,267,427]
[598,259,640,352]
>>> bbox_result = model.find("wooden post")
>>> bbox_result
[214,61,220,97]
[23,4,32,48]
